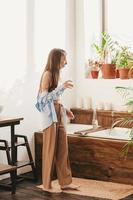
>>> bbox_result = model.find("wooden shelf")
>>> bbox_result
[70,108,133,128]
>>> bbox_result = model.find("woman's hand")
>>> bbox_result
[63,80,74,89]
[66,110,75,119]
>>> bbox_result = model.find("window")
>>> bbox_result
[84,0,133,79]
[85,0,133,58]
[107,0,133,50]
[84,0,101,60]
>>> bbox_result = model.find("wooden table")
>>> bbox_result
[0,117,24,165]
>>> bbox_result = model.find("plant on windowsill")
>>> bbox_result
[88,59,100,79]
[92,32,119,79]
[116,46,133,79]
[112,86,133,156]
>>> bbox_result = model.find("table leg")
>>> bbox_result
[11,125,16,165]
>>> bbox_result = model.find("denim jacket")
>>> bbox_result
[35,84,66,130]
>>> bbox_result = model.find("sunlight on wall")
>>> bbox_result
[0,0,28,170]
[34,0,66,73]
[0,0,69,153]
[0,0,27,92]
[0,0,74,175]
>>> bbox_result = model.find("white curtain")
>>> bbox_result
[0,0,27,92]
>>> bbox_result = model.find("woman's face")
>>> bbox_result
[60,54,67,69]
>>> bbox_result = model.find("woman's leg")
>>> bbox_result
[56,124,72,186]
[54,105,72,187]
[42,123,56,189]
[56,120,80,190]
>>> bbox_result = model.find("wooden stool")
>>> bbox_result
[14,135,37,181]
[0,139,17,194]
[0,135,37,186]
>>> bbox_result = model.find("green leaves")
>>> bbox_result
[112,86,133,157]
[115,86,133,100]
[92,32,119,64]
[120,134,133,157]
[116,46,133,69]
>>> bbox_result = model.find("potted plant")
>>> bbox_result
[116,46,133,79]
[88,59,100,79]
[112,86,133,156]
[92,32,119,79]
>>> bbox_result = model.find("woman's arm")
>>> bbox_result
[36,71,63,111]
[36,71,73,112]
[66,109,75,119]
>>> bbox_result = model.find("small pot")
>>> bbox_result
[119,68,130,79]
[115,69,119,78]
[91,70,99,79]
[101,64,116,79]
[128,68,133,79]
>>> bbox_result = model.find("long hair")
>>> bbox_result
[40,48,66,92]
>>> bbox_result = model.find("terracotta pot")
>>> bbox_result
[91,70,99,79]
[128,68,133,79]
[119,68,129,79]
[115,69,119,78]
[101,64,116,79]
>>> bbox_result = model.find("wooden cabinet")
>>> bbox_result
[70,108,93,125]
[70,108,133,128]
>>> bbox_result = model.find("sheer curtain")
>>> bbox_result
[34,0,66,72]
[0,0,27,92]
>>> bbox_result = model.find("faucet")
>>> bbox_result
[92,109,98,129]
[111,110,115,126]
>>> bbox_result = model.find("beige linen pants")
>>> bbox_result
[42,103,72,189]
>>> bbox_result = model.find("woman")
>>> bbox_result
[35,48,79,192]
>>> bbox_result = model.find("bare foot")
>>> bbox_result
[42,187,62,193]
[61,183,80,190]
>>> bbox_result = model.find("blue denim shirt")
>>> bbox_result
[35,84,66,130]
